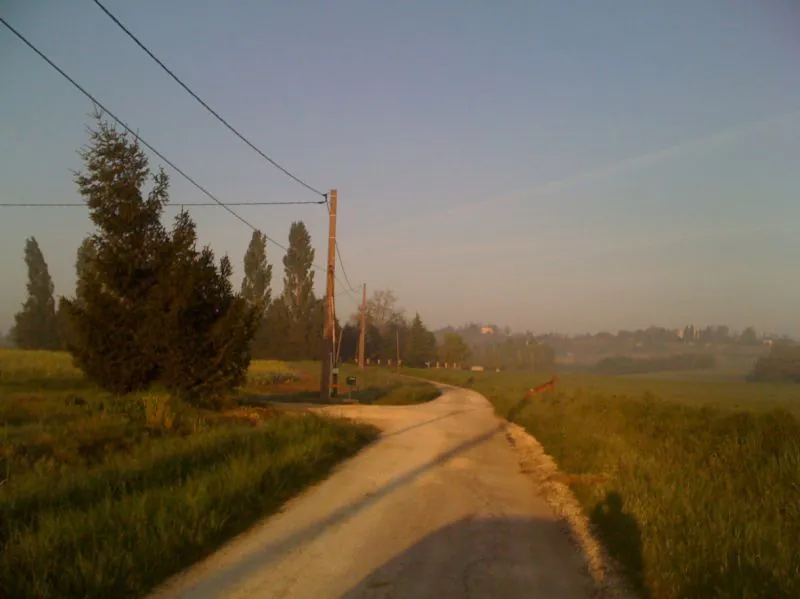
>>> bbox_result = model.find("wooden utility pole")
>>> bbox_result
[320,189,337,403]
[358,283,366,369]
[396,327,400,372]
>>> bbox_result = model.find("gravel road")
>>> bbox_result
[147,384,593,599]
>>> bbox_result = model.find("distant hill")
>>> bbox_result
[434,322,780,375]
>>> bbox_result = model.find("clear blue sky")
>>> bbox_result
[1,0,799,336]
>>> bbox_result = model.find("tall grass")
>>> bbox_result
[338,365,440,405]
[0,350,378,598]
[246,360,299,386]
[241,360,441,406]
[0,348,83,381]
[0,414,377,599]
[414,368,800,598]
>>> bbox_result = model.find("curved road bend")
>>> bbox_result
[148,385,592,599]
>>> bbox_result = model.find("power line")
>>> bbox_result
[93,1,362,289]
[0,16,327,272]
[335,287,358,300]
[336,241,357,291]
[92,0,326,198]
[0,200,324,207]
[322,195,357,293]
[3,16,358,290]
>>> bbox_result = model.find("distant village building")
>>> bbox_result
[677,325,702,342]
[480,326,495,335]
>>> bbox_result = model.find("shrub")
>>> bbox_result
[59,112,258,405]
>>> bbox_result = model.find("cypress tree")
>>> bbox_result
[11,237,60,350]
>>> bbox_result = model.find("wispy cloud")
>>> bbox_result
[440,109,800,219]
[350,109,800,250]
[388,219,795,265]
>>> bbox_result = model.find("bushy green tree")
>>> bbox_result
[338,323,359,362]
[60,113,172,393]
[11,237,60,350]
[57,236,98,349]
[151,212,258,404]
[404,312,437,367]
[438,332,471,365]
[365,323,383,361]
[60,111,257,402]
[75,236,97,306]
[380,320,407,363]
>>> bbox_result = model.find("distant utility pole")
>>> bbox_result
[358,282,366,369]
[396,328,400,373]
[320,189,337,403]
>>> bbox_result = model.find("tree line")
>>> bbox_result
[6,115,337,384]
[5,113,332,404]
[433,323,556,372]
[750,344,800,383]
[6,112,559,390]
[540,324,781,349]
[333,289,439,367]
[592,353,717,375]
[6,111,458,404]
[7,113,265,405]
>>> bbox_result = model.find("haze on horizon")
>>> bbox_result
[1,1,799,339]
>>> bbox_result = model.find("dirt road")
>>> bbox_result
[148,384,593,599]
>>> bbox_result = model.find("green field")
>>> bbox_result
[413,368,800,599]
[240,359,440,406]
[416,368,800,414]
[0,349,386,599]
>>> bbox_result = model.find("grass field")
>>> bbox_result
[412,368,800,599]
[0,349,381,599]
[241,360,440,406]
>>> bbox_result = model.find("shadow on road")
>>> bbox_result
[153,423,509,599]
[240,385,404,406]
[380,407,491,439]
[338,516,590,599]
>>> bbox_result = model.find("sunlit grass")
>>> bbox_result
[240,359,441,406]
[0,349,378,598]
[246,359,299,387]
[413,368,800,599]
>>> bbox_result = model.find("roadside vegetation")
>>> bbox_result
[5,101,796,599]
[0,110,446,599]
[0,348,433,599]
[414,367,800,599]
[0,349,377,599]
[242,360,439,406]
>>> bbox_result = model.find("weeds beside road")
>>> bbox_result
[413,367,800,599]
[0,349,378,599]
[241,360,440,406]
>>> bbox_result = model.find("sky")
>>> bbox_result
[1,0,799,337]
